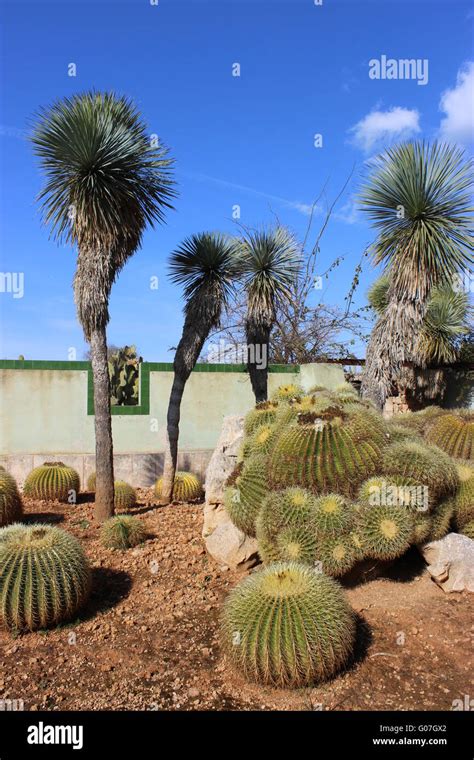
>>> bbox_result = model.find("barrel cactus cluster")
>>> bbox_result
[224,384,469,580]
[0,523,91,631]
[220,384,474,689]
[23,462,80,503]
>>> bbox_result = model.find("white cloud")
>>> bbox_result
[348,107,421,152]
[334,196,360,225]
[0,125,28,140]
[439,62,474,145]
[182,170,318,217]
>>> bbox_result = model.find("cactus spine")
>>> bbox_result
[270,383,304,404]
[382,441,459,503]
[313,494,354,535]
[244,401,279,436]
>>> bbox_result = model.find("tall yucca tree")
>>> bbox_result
[359,141,473,408]
[236,227,301,403]
[160,233,238,503]
[32,92,175,521]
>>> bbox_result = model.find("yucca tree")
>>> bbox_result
[160,233,238,503]
[359,141,473,408]
[369,277,470,364]
[415,284,471,365]
[32,92,175,521]
[236,227,301,402]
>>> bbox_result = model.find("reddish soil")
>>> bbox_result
[1,492,472,711]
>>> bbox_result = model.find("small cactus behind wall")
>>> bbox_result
[23,462,80,503]
[0,523,91,631]
[0,467,23,527]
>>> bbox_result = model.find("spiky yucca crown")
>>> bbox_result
[382,441,459,503]
[267,406,385,496]
[100,515,146,550]
[314,534,357,577]
[313,494,354,535]
[114,481,137,512]
[154,471,202,502]
[243,401,279,436]
[426,411,474,461]
[23,462,80,503]
[0,523,90,631]
[220,562,356,688]
[0,468,23,528]
[357,504,413,560]
[452,462,474,530]
[270,383,304,404]
[224,457,268,536]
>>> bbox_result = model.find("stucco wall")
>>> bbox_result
[0,362,344,456]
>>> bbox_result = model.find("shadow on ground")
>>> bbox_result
[84,567,133,619]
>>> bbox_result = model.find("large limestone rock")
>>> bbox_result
[421,533,474,593]
[203,415,259,571]
[204,415,244,505]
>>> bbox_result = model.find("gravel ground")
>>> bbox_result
[0,490,472,711]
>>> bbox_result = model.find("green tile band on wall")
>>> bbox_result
[0,359,300,416]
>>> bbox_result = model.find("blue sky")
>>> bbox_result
[0,0,473,361]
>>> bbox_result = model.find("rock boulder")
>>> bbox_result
[420,532,474,593]
[203,415,259,571]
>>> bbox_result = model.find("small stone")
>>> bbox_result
[188,687,200,699]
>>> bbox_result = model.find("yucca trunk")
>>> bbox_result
[161,374,187,503]
[89,327,115,521]
[160,318,210,504]
[246,323,271,403]
[361,297,425,409]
